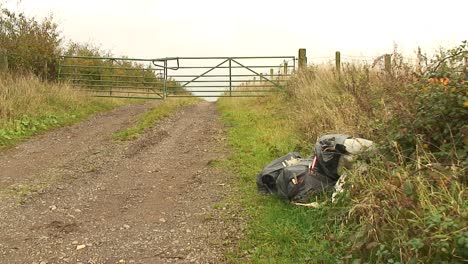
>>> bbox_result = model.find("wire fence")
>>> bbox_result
[307,55,416,65]
[298,50,424,74]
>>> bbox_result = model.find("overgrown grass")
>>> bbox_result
[218,96,350,263]
[0,73,131,148]
[345,151,467,263]
[113,98,199,141]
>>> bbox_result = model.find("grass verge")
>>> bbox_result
[0,74,132,149]
[113,98,199,141]
[218,93,466,264]
[218,42,467,263]
[218,96,349,263]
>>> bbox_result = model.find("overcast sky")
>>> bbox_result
[2,0,467,61]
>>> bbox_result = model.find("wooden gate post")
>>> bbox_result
[298,48,307,71]
[0,49,8,72]
[384,54,392,72]
[335,51,341,74]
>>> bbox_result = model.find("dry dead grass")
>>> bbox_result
[0,73,86,122]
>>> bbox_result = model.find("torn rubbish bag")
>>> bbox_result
[256,134,374,202]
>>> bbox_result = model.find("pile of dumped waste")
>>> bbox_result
[256,134,374,207]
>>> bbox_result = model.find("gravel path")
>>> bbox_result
[0,101,241,264]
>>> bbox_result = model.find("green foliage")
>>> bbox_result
[0,71,127,148]
[0,99,120,149]
[0,7,61,79]
[0,114,59,143]
[384,41,468,163]
[344,151,467,263]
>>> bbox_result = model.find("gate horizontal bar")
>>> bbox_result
[167,85,278,88]
[168,90,280,93]
[167,95,267,98]
[80,89,164,95]
[167,84,278,87]
[167,74,292,78]
[60,55,158,62]
[163,56,295,60]
[93,95,163,99]
[72,84,164,90]
[61,55,295,60]
[173,80,287,83]
[172,65,293,69]
[60,78,162,85]
[59,73,163,79]
[60,65,159,71]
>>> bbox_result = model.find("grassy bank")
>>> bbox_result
[113,98,199,141]
[218,97,349,263]
[0,73,131,149]
[218,43,466,263]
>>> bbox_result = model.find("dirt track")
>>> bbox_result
[0,101,241,264]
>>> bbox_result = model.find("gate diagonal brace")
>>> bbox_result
[230,59,284,90]
[181,59,229,88]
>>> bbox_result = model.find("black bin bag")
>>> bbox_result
[256,134,354,202]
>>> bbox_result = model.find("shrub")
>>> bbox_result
[342,43,467,263]
[385,41,467,164]
[0,7,61,80]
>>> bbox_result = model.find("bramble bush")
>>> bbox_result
[345,42,467,263]
[385,41,467,165]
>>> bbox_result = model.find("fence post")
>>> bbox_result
[270,68,274,81]
[298,48,307,71]
[335,51,341,74]
[283,60,288,76]
[229,58,232,96]
[0,49,8,72]
[384,54,392,72]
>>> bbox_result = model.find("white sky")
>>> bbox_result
[3,0,467,61]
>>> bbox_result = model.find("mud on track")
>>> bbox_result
[0,101,241,264]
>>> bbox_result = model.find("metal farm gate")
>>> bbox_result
[58,55,295,99]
